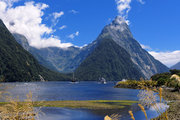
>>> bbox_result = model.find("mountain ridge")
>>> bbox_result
[95,16,169,78]
[13,16,169,80]
[171,62,180,70]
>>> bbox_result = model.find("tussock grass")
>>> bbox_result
[0,92,41,120]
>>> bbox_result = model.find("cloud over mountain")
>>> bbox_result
[115,0,145,23]
[0,0,72,49]
[149,50,180,67]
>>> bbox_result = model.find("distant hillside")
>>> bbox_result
[13,33,58,72]
[75,38,143,81]
[171,62,180,70]
[13,33,94,73]
[0,19,70,82]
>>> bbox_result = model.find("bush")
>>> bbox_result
[151,73,171,86]
[170,69,180,76]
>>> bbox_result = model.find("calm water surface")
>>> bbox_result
[1,81,167,120]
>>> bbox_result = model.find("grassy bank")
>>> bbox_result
[0,100,138,110]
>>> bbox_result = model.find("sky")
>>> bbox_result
[0,0,180,67]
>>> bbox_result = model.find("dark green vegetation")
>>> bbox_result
[151,69,180,87]
[0,19,70,82]
[75,39,143,81]
[0,100,137,110]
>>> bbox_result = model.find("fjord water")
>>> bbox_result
[1,82,166,120]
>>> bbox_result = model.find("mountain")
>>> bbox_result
[87,16,169,79]
[0,19,70,82]
[13,33,59,71]
[13,33,96,73]
[171,62,180,70]
[13,16,169,80]
[75,38,143,81]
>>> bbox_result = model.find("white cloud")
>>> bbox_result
[137,0,145,4]
[52,11,64,20]
[69,10,78,14]
[75,31,79,36]
[68,31,79,39]
[59,25,67,30]
[115,0,132,18]
[115,0,145,23]
[50,11,64,26]
[149,50,180,67]
[1,0,20,7]
[0,1,73,49]
[140,44,151,50]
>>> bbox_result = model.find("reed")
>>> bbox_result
[138,104,148,120]
[128,111,135,120]
[104,115,112,120]
[0,91,41,120]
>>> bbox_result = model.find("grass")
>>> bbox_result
[0,100,138,110]
[33,100,138,109]
[0,92,39,120]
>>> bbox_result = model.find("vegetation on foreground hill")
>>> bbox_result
[151,69,180,90]
[115,69,180,91]
[115,79,157,89]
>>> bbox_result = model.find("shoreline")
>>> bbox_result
[151,89,180,120]
[115,83,180,120]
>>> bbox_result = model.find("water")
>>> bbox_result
[1,81,167,120]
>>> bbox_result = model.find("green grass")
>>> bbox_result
[0,100,137,110]
[33,100,137,109]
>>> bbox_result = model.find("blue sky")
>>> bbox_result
[0,0,180,66]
